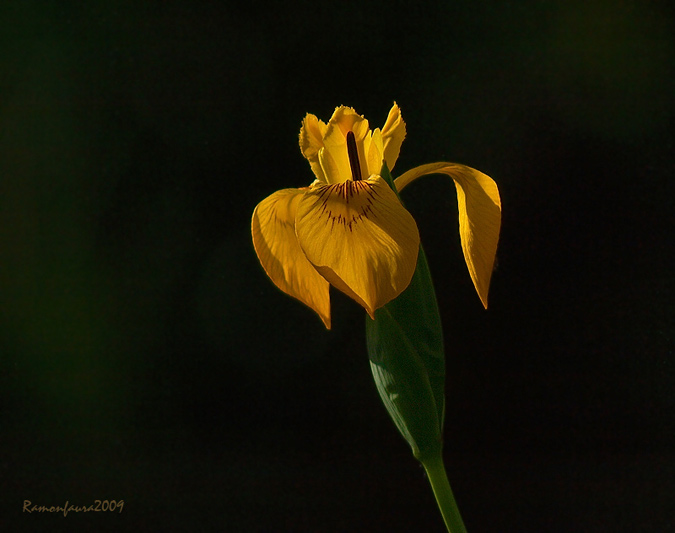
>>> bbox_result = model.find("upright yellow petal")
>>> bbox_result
[327,106,369,138]
[365,128,385,177]
[299,114,328,182]
[321,107,371,184]
[295,176,420,318]
[381,102,406,171]
[251,188,331,328]
[395,163,501,308]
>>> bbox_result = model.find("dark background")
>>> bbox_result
[2,1,674,531]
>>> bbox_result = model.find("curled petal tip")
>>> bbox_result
[395,162,501,307]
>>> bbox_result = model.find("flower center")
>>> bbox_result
[346,131,362,181]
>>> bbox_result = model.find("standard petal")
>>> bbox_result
[327,106,368,138]
[381,102,406,171]
[251,188,331,328]
[321,106,371,183]
[395,162,501,308]
[299,114,328,182]
[365,128,385,177]
[295,176,420,319]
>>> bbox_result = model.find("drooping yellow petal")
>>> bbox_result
[381,102,406,171]
[295,176,420,319]
[395,162,501,308]
[299,114,328,182]
[251,187,331,328]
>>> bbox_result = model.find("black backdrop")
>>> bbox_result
[2,1,674,531]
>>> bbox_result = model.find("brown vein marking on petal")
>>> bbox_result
[272,212,295,229]
[313,180,379,233]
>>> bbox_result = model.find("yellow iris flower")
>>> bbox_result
[251,104,501,329]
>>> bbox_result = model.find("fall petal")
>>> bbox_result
[295,176,420,318]
[251,187,331,328]
[395,162,501,308]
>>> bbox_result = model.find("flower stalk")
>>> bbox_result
[368,163,464,532]
[422,452,467,533]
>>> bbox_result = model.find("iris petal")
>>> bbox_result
[381,102,406,171]
[299,114,328,182]
[295,176,420,318]
[321,107,371,184]
[365,128,385,177]
[395,162,501,308]
[251,188,331,328]
[327,106,369,138]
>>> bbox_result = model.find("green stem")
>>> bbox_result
[422,452,467,533]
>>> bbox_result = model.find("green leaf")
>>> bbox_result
[369,162,468,532]
[366,162,446,461]
[378,160,398,192]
